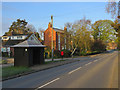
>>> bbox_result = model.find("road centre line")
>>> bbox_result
[93,60,98,62]
[37,78,60,89]
[68,67,82,74]
[85,62,92,66]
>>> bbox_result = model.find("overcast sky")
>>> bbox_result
[2,1,118,36]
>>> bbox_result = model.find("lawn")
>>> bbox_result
[2,66,32,78]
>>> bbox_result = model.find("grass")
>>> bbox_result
[2,66,32,78]
[2,59,66,78]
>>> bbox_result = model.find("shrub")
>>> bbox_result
[2,52,9,57]
[61,49,71,58]
[91,40,106,52]
[54,50,61,58]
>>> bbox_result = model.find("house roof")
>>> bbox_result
[11,39,46,47]
[2,33,33,47]
[53,28,64,33]
[2,40,24,47]
[3,34,28,36]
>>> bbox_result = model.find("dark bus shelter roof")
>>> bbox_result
[11,40,46,47]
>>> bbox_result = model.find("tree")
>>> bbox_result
[106,1,120,49]
[71,17,92,54]
[39,28,44,40]
[5,19,30,35]
[26,24,37,33]
[111,19,120,49]
[106,0,118,18]
[92,20,116,42]
[91,40,106,52]
[64,22,73,50]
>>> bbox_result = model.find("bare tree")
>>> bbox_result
[106,0,118,18]
[26,24,37,33]
[39,28,44,40]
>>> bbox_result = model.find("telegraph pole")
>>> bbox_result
[118,1,120,24]
[118,1,120,50]
[51,15,54,61]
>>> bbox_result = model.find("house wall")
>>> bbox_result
[44,23,69,51]
[44,28,56,50]
[10,35,27,40]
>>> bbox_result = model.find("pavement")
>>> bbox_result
[0,55,97,68]
[2,51,119,88]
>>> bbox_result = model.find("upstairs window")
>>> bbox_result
[17,36,22,39]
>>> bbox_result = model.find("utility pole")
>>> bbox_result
[118,1,120,24]
[118,1,120,50]
[51,15,54,61]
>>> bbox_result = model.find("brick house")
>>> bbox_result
[44,22,68,50]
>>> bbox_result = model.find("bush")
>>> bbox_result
[80,51,87,56]
[2,52,9,57]
[0,60,7,64]
[91,40,106,52]
[61,49,71,58]
[54,50,61,58]
[44,47,51,59]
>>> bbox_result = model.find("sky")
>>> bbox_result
[1,2,117,36]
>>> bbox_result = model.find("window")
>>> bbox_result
[11,36,14,39]
[58,34,60,43]
[58,33,60,50]
[17,36,22,39]
[3,37,7,39]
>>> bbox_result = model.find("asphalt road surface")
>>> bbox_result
[2,51,118,89]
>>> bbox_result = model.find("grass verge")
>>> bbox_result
[2,59,67,79]
[44,60,66,64]
[2,66,32,78]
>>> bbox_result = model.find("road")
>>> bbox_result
[2,51,118,89]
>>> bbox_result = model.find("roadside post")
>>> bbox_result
[61,51,64,60]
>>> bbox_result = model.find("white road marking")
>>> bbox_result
[93,60,98,62]
[85,62,92,66]
[37,78,60,88]
[68,67,82,74]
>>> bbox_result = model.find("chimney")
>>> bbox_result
[64,27,67,32]
[48,22,52,28]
